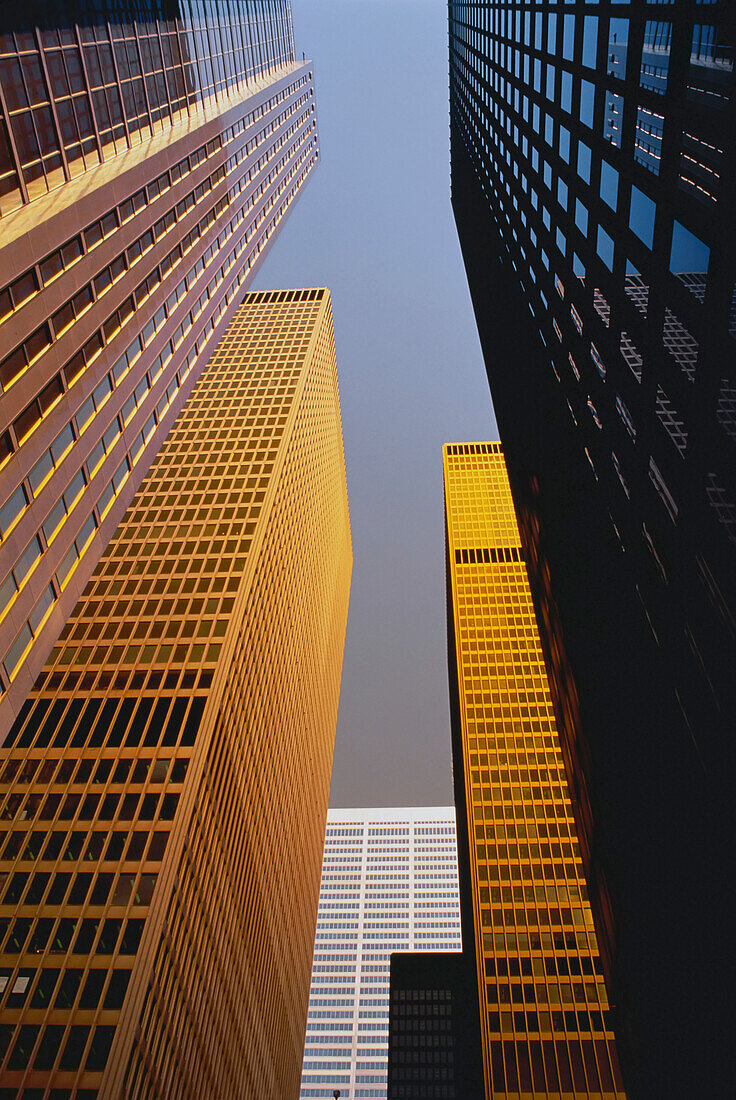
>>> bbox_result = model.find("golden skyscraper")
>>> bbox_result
[444,442,625,1098]
[0,289,352,1099]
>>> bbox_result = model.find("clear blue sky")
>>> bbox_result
[252,0,496,806]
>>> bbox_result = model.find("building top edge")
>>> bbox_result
[326,806,456,822]
[443,440,502,453]
[241,288,328,302]
[0,60,312,262]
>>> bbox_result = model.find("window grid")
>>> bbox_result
[444,444,626,1098]
[0,288,351,1097]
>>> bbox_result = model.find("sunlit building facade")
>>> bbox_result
[0,0,319,735]
[449,3,735,1094]
[301,807,461,1100]
[444,442,625,1099]
[0,289,352,1098]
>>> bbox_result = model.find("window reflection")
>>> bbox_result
[640,21,671,95]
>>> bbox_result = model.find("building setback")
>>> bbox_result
[443,442,625,1099]
[301,807,462,1100]
[449,3,735,1094]
[0,288,352,1098]
[0,0,319,734]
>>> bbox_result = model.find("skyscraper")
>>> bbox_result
[444,442,626,1099]
[0,1,319,732]
[0,288,352,1098]
[387,951,483,1100]
[449,3,735,1093]
[301,807,462,1100]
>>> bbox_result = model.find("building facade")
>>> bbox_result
[449,3,735,1094]
[444,442,626,1099]
[0,0,319,734]
[387,951,483,1100]
[300,807,462,1100]
[0,288,352,1099]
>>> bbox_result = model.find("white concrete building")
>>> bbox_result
[300,807,462,1100]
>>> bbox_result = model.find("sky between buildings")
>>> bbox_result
[252,0,496,806]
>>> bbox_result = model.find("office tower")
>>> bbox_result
[449,4,735,1094]
[0,1,319,734]
[444,442,626,1099]
[387,951,483,1100]
[0,288,352,1099]
[300,807,461,1100]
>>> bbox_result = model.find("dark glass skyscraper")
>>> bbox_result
[0,1,318,734]
[449,3,735,1096]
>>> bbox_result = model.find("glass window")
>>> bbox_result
[583,17,598,69]
[563,16,575,62]
[76,395,95,432]
[15,535,41,584]
[608,19,629,80]
[629,185,656,248]
[688,23,734,109]
[50,423,74,466]
[559,127,570,163]
[580,81,595,128]
[577,142,591,184]
[641,21,671,95]
[10,271,38,310]
[93,375,112,409]
[29,450,54,494]
[600,161,619,211]
[5,622,33,676]
[605,92,624,148]
[0,484,28,539]
[42,498,67,544]
[670,221,710,276]
[28,585,54,633]
[64,470,86,511]
[597,226,615,271]
[575,200,588,236]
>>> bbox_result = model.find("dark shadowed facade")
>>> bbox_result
[449,2,735,1096]
[387,951,483,1100]
[0,1,318,736]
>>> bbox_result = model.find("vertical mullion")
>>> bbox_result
[187,0,207,113]
[265,0,278,76]
[204,2,220,105]
[172,11,192,119]
[74,23,104,166]
[105,20,132,150]
[33,29,71,185]
[242,2,258,87]
[0,79,29,206]
[154,17,175,128]
[230,2,248,96]
[132,20,154,136]
[284,0,295,64]
[250,1,266,84]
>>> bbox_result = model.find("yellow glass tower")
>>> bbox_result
[0,289,352,1099]
[444,442,625,1098]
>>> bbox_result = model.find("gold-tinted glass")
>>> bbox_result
[0,289,352,1098]
[444,443,625,1098]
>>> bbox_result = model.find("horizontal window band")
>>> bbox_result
[455,546,524,565]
